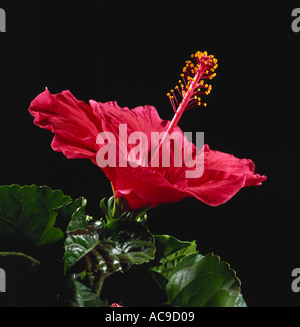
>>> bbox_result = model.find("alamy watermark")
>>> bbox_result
[0,8,6,32]
[0,268,6,292]
[291,268,300,293]
[292,8,300,33]
[96,124,205,179]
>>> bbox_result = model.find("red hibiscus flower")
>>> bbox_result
[28,51,266,210]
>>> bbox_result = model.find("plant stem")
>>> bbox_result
[96,274,108,298]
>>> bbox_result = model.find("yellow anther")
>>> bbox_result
[167,50,217,112]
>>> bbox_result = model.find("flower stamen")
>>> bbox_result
[167,51,217,113]
[151,51,217,166]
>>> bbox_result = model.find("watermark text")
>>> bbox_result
[292,8,300,33]
[96,124,205,179]
[0,268,6,292]
[0,8,6,32]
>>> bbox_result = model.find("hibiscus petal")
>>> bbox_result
[108,147,267,209]
[185,145,267,206]
[112,166,188,209]
[29,89,266,210]
[29,89,101,161]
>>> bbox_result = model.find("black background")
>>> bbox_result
[0,0,299,307]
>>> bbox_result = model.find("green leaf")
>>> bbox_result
[0,252,57,307]
[99,198,109,220]
[0,185,71,247]
[235,292,247,307]
[166,253,241,307]
[100,196,149,223]
[64,218,155,275]
[55,197,88,232]
[64,233,100,273]
[154,235,197,259]
[147,269,169,293]
[58,275,107,307]
[103,220,156,266]
[150,235,198,279]
[65,197,96,234]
